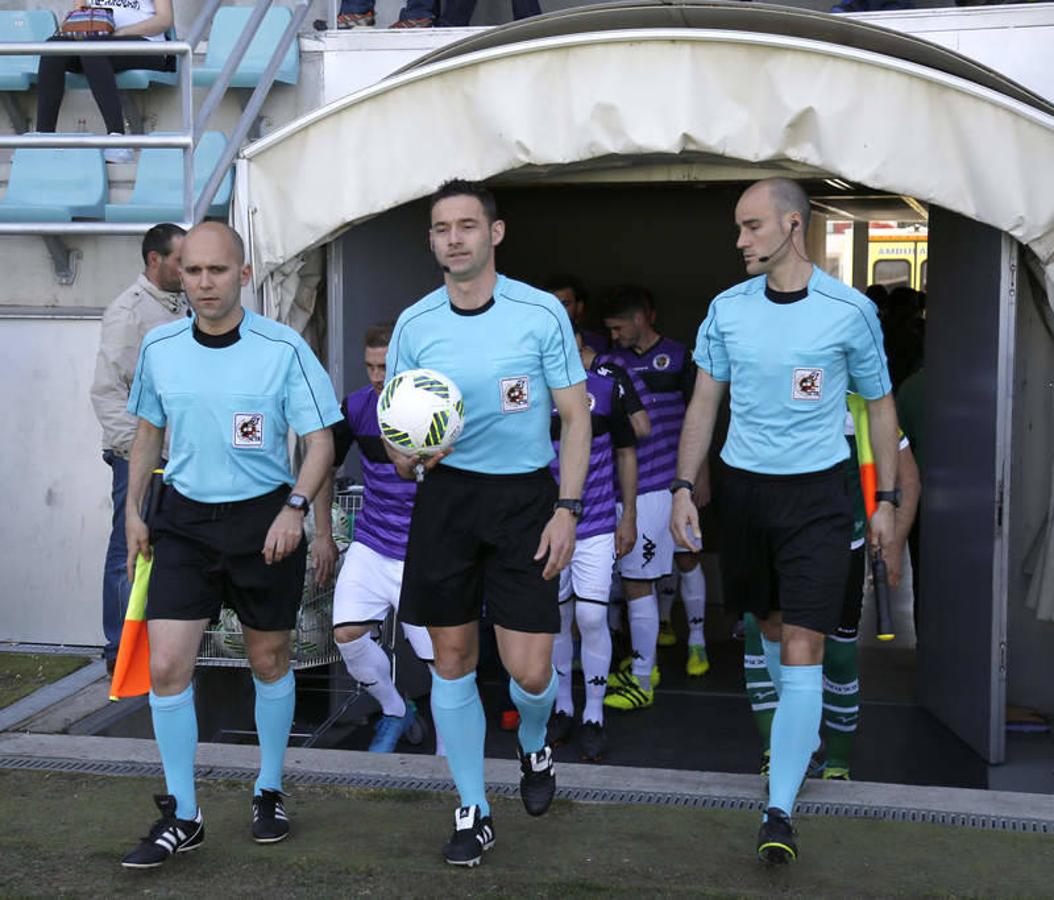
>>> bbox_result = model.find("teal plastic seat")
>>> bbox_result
[0,144,106,221]
[66,28,178,91]
[105,131,233,222]
[0,10,59,91]
[193,6,299,88]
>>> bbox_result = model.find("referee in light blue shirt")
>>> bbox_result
[671,179,900,866]
[119,222,342,869]
[387,180,591,867]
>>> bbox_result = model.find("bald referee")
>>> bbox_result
[672,179,898,864]
[120,222,341,868]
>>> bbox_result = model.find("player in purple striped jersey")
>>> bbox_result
[546,332,642,760]
[327,324,436,753]
[600,286,699,710]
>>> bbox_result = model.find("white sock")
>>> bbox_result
[552,601,575,716]
[576,601,611,724]
[627,593,659,691]
[337,634,405,717]
[680,564,707,647]
[657,573,677,620]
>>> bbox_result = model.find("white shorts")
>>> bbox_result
[332,541,433,661]
[617,489,675,581]
[559,532,616,603]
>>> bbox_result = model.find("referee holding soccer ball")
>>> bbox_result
[120,222,341,868]
[387,180,591,867]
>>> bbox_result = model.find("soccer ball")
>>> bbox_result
[377,368,465,456]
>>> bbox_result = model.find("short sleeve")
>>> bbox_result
[693,301,730,382]
[541,306,586,390]
[846,301,892,400]
[126,341,165,428]
[283,336,343,436]
[678,354,697,403]
[386,313,416,384]
[608,382,637,450]
[331,398,355,468]
[599,362,644,416]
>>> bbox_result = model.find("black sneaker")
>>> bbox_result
[442,805,495,867]
[756,807,797,864]
[251,789,290,843]
[518,743,556,817]
[546,710,574,748]
[579,720,607,762]
[121,794,204,868]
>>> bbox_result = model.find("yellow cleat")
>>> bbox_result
[607,656,661,689]
[686,645,710,677]
[657,619,677,647]
[603,674,654,711]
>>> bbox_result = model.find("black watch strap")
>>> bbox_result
[285,493,309,513]
[874,489,901,509]
[670,478,694,495]
[555,499,583,519]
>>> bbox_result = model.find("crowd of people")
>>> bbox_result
[91,176,922,871]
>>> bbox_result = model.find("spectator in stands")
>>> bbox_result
[35,0,175,163]
[339,0,541,28]
[437,0,542,25]
[89,223,186,675]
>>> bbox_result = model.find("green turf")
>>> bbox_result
[0,770,1049,897]
[0,653,90,709]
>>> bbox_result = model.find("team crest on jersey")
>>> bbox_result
[233,413,264,447]
[652,353,671,371]
[586,392,596,412]
[500,376,530,413]
[792,368,824,401]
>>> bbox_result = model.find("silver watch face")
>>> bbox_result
[286,494,308,511]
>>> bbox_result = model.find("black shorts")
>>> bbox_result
[147,485,306,632]
[834,545,868,638]
[400,465,559,633]
[720,463,852,634]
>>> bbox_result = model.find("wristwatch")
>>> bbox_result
[555,499,584,519]
[285,493,309,513]
[874,489,901,509]
[670,478,694,495]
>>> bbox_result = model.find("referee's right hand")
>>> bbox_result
[125,514,151,582]
[670,490,702,551]
[390,447,452,481]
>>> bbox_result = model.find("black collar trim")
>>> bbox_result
[765,286,809,305]
[449,297,495,317]
[193,321,241,347]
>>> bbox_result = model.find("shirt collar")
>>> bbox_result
[137,273,187,315]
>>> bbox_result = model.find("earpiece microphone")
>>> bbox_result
[440,264,451,273]
[757,220,798,263]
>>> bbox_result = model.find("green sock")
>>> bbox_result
[743,613,778,752]
[822,633,860,771]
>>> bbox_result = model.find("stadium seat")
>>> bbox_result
[0,10,59,91]
[104,131,233,222]
[0,144,106,221]
[193,6,299,88]
[66,29,179,91]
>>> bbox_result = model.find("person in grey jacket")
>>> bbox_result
[89,223,186,672]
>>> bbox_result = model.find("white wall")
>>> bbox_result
[0,316,109,647]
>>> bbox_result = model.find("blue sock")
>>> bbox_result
[509,669,558,755]
[761,636,783,696]
[253,669,295,796]
[150,685,198,819]
[768,664,823,818]
[431,670,489,817]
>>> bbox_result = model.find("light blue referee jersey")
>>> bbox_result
[387,274,586,475]
[128,307,343,503]
[694,266,891,475]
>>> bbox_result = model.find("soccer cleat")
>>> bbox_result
[823,767,851,781]
[442,805,495,867]
[579,720,608,762]
[686,645,710,677]
[389,16,433,27]
[121,794,204,868]
[337,10,374,27]
[251,789,290,843]
[806,743,827,780]
[546,710,575,748]
[759,750,771,786]
[608,655,661,689]
[499,709,520,732]
[757,807,797,864]
[657,618,677,647]
[518,744,556,817]
[368,701,422,752]
[603,674,654,711]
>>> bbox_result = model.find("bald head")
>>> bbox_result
[183,221,245,267]
[742,178,811,234]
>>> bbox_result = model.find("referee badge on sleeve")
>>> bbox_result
[233,412,264,448]
[792,368,824,401]
[500,376,530,413]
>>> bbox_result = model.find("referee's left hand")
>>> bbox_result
[263,507,305,565]
[536,509,576,580]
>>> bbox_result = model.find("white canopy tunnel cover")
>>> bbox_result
[236,29,1054,286]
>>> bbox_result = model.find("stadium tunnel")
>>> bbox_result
[231,1,1054,768]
